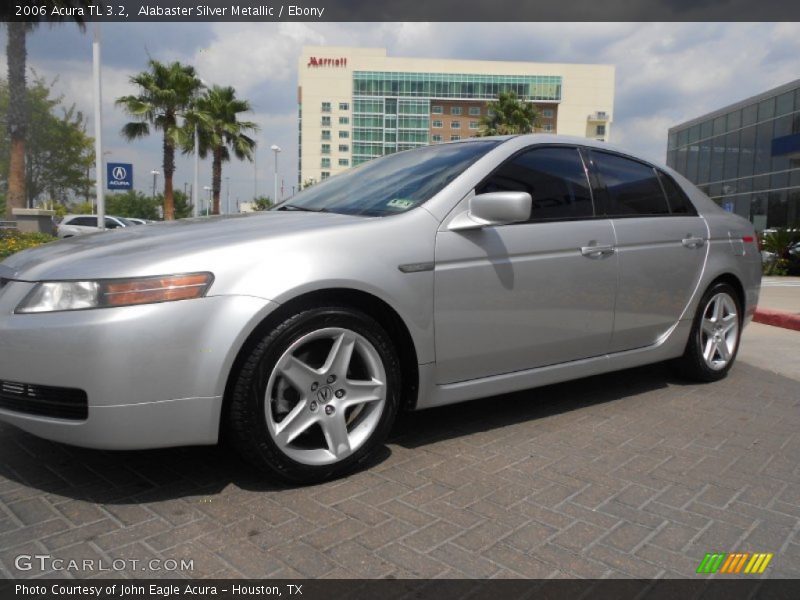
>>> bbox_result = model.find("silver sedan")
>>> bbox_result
[0,135,761,483]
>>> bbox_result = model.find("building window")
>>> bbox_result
[339,116,349,125]
[451,135,461,141]
[321,144,330,154]
[542,109,554,118]
[451,121,461,129]
[321,116,331,127]
[339,130,349,139]
[338,144,349,152]
[321,171,330,180]
[596,125,606,136]
[469,121,479,129]
[432,120,443,128]
[432,105,443,114]
[451,107,463,115]
[321,130,331,141]
[338,102,349,111]
[321,157,330,168]
[469,106,481,116]
[321,102,331,112]
[542,123,553,132]
[338,158,349,166]
[431,134,442,142]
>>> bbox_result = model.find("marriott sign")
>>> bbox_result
[307,57,348,68]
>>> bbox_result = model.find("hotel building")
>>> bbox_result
[297,46,615,186]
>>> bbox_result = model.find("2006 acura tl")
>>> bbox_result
[0,135,761,482]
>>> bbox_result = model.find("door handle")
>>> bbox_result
[682,237,705,249]
[580,244,615,258]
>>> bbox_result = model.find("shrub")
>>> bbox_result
[0,230,57,260]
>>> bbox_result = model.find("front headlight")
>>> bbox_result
[15,272,213,314]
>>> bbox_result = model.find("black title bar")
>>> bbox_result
[2,0,800,22]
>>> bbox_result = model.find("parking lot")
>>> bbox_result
[0,319,798,580]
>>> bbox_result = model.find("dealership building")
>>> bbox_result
[667,79,800,230]
[297,46,615,185]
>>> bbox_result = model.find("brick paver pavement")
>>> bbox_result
[1,324,798,579]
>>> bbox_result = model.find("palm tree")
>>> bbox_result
[476,91,540,137]
[5,6,87,220]
[186,85,258,215]
[116,60,203,220]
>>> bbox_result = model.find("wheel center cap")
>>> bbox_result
[316,385,334,404]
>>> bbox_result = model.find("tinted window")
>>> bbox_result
[70,217,97,227]
[477,146,593,221]
[656,171,697,215]
[590,151,670,216]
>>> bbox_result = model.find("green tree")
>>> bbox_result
[185,85,258,215]
[476,91,540,136]
[301,178,317,190]
[0,76,93,211]
[251,195,272,211]
[4,6,88,220]
[105,190,160,220]
[116,60,203,220]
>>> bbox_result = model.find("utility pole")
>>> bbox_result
[92,24,105,229]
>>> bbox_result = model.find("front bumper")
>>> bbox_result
[0,280,277,449]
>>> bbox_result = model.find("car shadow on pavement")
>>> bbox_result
[0,362,686,503]
[390,362,680,449]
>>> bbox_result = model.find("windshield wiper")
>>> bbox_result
[276,204,325,212]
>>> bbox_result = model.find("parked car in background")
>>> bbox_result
[126,218,156,225]
[0,135,762,484]
[56,215,136,238]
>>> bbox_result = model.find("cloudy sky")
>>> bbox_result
[2,22,799,208]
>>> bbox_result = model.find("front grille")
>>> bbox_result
[0,379,88,420]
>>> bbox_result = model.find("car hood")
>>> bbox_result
[2,211,369,281]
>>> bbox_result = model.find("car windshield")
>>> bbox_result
[276,140,501,216]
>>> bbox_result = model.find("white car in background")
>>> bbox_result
[56,215,135,238]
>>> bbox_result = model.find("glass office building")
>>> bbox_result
[667,79,800,230]
[297,46,615,187]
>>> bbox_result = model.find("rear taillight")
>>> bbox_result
[742,235,755,243]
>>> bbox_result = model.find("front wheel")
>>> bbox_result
[226,306,401,483]
[674,282,742,382]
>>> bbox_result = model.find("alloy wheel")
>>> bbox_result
[699,292,739,371]
[264,327,387,466]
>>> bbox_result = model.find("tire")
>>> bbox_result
[674,282,743,382]
[226,306,401,483]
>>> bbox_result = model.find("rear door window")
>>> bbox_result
[477,146,594,221]
[70,217,97,227]
[656,170,698,215]
[589,150,670,216]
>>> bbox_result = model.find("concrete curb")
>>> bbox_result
[753,308,800,332]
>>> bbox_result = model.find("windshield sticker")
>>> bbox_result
[386,198,414,210]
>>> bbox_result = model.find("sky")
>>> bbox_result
[2,22,799,210]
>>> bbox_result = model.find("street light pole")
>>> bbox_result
[203,186,211,217]
[151,169,160,199]
[225,177,230,215]
[92,23,105,230]
[193,123,200,218]
[271,144,281,205]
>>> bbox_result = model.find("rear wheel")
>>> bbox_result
[675,282,742,382]
[227,306,400,483]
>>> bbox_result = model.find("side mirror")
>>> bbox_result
[449,191,532,231]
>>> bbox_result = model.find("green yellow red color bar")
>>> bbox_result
[696,552,773,574]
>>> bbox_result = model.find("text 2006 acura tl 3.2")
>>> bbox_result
[0,136,761,482]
